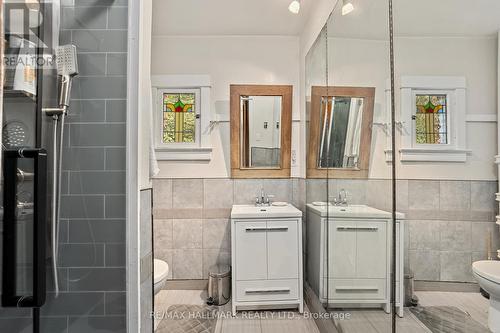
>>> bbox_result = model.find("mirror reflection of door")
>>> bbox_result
[240,96,282,168]
[318,96,364,169]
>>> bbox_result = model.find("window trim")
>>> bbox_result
[394,76,470,163]
[151,75,212,161]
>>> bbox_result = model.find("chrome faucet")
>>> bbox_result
[255,187,274,206]
[332,188,348,206]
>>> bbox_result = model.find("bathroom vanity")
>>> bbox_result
[306,204,405,317]
[231,204,304,315]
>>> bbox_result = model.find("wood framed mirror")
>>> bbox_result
[230,84,292,178]
[307,86,375,179]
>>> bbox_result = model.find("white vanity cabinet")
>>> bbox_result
[231,204,303,315]
[306,204,405,317]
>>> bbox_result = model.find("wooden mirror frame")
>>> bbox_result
[307,86,375,179]
[230,84,292,179]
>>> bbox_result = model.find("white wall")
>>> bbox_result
[151,35,300,178]
[328,36,498,180]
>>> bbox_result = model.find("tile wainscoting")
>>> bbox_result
[153,178,305,281]
[153,178,497,284]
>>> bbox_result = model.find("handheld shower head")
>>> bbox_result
[56,44,78,77]
[56,45,79,109]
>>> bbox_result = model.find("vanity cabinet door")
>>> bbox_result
[329,221,357,278]
[356,221,387,279]
[267,220,299,279]
[235,221,267,280]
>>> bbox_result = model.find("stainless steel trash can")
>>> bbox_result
[207,264,231,306]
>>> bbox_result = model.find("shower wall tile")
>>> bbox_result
[62,7,107,29]
[105,243,127,267]
[68,219,125,243]
[58,243,105,267]
[67,316,126,333]
[68,268,126,291]
[74,0,128,6]
[69,171,126,194]
[105,292,127,315]
[73,77,127,99]
[67,99,106,123]
[107,53,128,75]
[76,53,107,76]
[72,30,127,52]
[70,123,126,146]
[105,148,126,170]
[60,195,104,218]
[41,293,105,316]
[106,100,127,122]
[105,195,126,218]
[107,7,128,29]
[63,147,105,171]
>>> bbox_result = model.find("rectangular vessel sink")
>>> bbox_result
[231,204,302,219]
[306,204,405,219]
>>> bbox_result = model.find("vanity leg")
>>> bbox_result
[383,303,390,314]
[232,303,237,317]
[299,301,304,314]
[398,305,404,318]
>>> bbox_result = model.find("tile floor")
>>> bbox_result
[154,290,489,333]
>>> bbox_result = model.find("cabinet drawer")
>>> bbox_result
[329,279,386,300]
[236,279,299,302]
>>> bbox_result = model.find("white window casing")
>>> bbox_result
[152,75,212,161]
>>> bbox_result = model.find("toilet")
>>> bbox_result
[154,259,169,295]
[473,260,500,332]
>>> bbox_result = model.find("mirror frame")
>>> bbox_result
[230,84,293,178]
[307,86,375,179]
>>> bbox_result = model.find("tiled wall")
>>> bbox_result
[153,178,305,280]
[307,178,499,283]
[32,1,128,331]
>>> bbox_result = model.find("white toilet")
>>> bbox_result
[154,259,169,295]
[473,260,500,332]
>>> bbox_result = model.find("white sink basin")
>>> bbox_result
[231,204,302,219]
[306,204,405,219]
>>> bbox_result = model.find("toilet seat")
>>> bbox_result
[154,259,169,284]
[473,260,500,284]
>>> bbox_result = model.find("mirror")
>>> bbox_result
[307,86,375,178]
[231,85,292,178]
[240,95,282,168]
[318,96,365,168]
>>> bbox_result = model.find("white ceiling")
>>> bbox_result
[328,0,500,39]
[152,0,312,36]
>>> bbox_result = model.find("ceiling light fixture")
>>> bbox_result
[342,0,354,15]
[288,0,301,14]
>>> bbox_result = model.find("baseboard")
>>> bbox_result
[304,282,340,333]
[414,280,480,292]
[164,279,208,290]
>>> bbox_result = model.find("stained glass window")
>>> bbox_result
[415,94,448,144]
[163,93,196,143]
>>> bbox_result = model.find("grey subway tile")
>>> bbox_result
[72,30,127,52]
[105,243,126,267]
[105,195,126,218]
[106,99,127,122]
[41,292,105,316]
[72,77,127,99]
[67,315,126,333]
[58,243,105,267]
[107,7,128,29]
[60,195,104,218]
[76,53,106,76]
[70,123,126,146]
[105,148,126,170]
[62,7,107,29]
[68,268,126,291]
[105,292,126,315]
[62,147,105,171]
[67,99,106,123]
[69,171,125,194]
[68,219,126,243]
